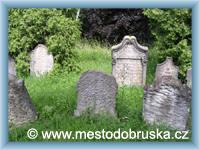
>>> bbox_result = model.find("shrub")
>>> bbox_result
[46,15,81,73]
[143,9,192,80]
[15,51,30,78]
[9,8,80,78]
[80,9,151,45]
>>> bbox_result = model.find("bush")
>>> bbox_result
[143,9,192,80]
[9,8,81,78]
[80,9,151,45]
[15,51,30,78]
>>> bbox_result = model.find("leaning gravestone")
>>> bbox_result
[155,57,179,87]
[74,71,118,116]
[143,58,191,130]
[112,36,148,86]
[30,44,54,76]
[143,77,191,130]
[186,68,192,89]
[8,58,37,126]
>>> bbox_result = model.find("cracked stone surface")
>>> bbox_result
[143,76,191,130]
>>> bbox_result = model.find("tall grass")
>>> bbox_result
[9,40,191,142]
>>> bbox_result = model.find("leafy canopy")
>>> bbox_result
[9,8,81,78]
[144,9,192,80]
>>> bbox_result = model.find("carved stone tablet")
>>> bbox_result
[155,57,179,87]
[74,71,118,116]
[30,44,54,76]
[186,68,192,88]
[143,76,191,130]
[112,36,148,86]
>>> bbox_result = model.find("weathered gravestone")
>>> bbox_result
[112,36,148,86]
[8,58,37,126]
[155,57,179,87]
[186,68,192,88]
[143,58,191,130]
[30,44,54,76]
[74,71,118,116]
[9,56,16,76]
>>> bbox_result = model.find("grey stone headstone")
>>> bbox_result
[155,57,179,87]
[30,44,54,77]
[112,36,148,86]
[186,68,192,88]
[9,75,37,126]
[8,60,37,126]
[143,76,191,130]
[74,71,118,116]
[8,56,16,76]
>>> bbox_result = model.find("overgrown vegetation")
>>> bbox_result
[81,9,151,44]
[9,8,81,78]
[9,8,192,142]
[9,41,191,142]
[144,9,192,80]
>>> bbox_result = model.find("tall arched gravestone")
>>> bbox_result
[30,44,54,77]
[112,36,148,86]
[8,56,37,126]
[143,57,191,130]
[155,57,179,87]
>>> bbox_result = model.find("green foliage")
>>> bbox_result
[146,45,159,84]
[15,51,30,78]
[46,16,81,73]
[116,86,144,119]
[9,41,191,142]
[81,9,151,44]
[143,9,192,80]
[9,8,80,78]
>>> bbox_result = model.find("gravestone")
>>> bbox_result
[143,58,191,130]
[155,57,179,87]
[9,56,16,76]
[112,36,148,86]
[186,68,192,88]
[8,61,37,126]
[30,44,54,76]
[143,77,191,130]
[74,71,118,116]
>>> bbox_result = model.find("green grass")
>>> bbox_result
[9,40,191,142]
